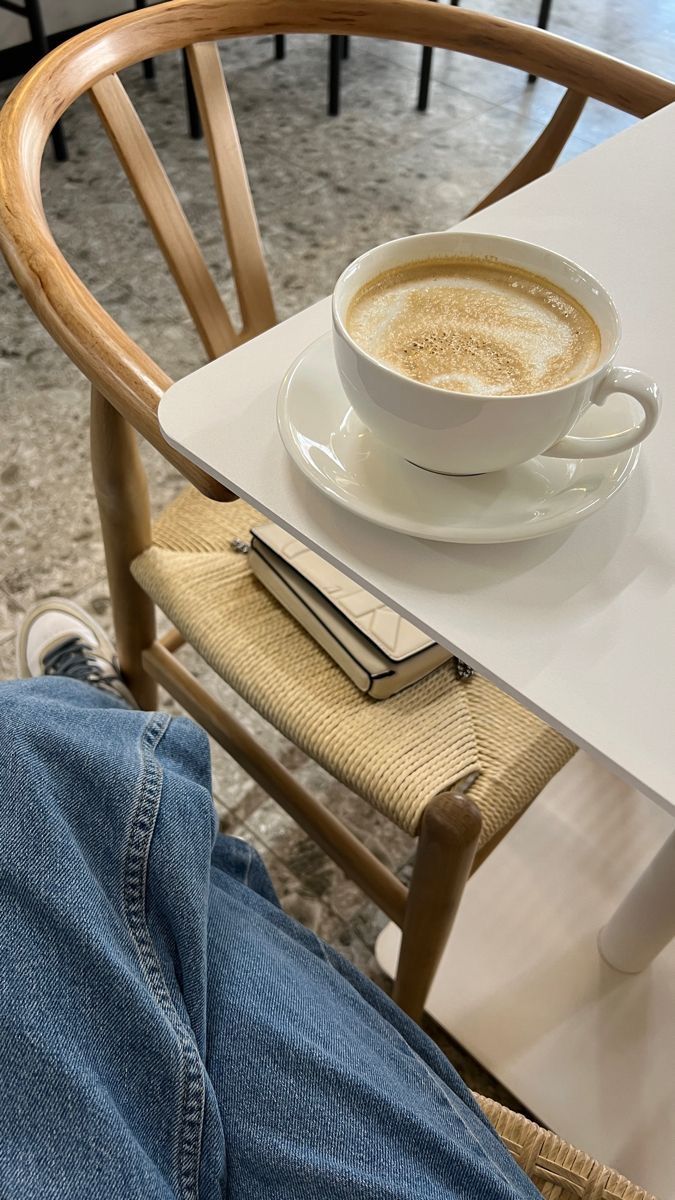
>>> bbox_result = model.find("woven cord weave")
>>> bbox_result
[132,488,574,837]
[476,1096,655,1200]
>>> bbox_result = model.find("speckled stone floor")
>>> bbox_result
[1,0,672,1106]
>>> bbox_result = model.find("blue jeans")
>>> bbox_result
[0,678,539,1200]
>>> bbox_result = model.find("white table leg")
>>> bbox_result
[597,827,675,973]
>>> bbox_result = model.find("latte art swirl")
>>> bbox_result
[346,257,601,396]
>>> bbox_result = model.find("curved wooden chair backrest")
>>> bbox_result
[0,0,673,500]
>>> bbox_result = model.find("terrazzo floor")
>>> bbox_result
[1,0,673,1105]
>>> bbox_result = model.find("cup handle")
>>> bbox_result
[543,367,661,459]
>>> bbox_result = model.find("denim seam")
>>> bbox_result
[123,712,206,1200]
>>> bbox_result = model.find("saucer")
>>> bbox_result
[277,333,641,544]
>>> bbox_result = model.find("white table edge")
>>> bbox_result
[158,408,673,822]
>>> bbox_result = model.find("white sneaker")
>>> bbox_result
[16,598,137,707]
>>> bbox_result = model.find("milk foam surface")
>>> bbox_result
[346,257,601,396]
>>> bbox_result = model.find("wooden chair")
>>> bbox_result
[0,0,673,1030]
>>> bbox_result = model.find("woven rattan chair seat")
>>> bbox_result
[132,488,575,839]
[477,1095,654,1200]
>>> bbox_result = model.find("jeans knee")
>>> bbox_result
[0,679,42,745]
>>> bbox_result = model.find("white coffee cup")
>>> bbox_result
[332,231,661,475]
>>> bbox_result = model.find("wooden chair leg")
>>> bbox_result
[90,387,158,710]
[392,789,482,1022]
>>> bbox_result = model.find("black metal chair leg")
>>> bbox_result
[23,0,68,160]
[417,0,458,113]
[182,48,203,139]
[328,35,341,116]
[341,36,350,60]
[418,45,433,112]
[134,0,155,79]
[48,119,68,162]
[528,0,553,83]
[275,34,286,59]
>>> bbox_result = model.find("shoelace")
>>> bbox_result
[43,636,121,689]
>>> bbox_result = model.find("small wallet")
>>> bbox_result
[247,522,453,699]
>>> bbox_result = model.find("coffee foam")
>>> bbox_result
[346,257,601,395]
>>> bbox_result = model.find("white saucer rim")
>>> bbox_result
[277,333,640,544]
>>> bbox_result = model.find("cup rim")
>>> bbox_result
[332,231,621,401]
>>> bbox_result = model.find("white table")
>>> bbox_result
[160,103,675,1193]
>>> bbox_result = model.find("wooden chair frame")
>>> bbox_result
[1,0,673,1022]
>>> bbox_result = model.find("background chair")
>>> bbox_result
[0,0,205,148]
[277,0,553,118]
[0,0,673,1028]
[275,32,350,116]
[418,0,555,112]
[0,0,67,158]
